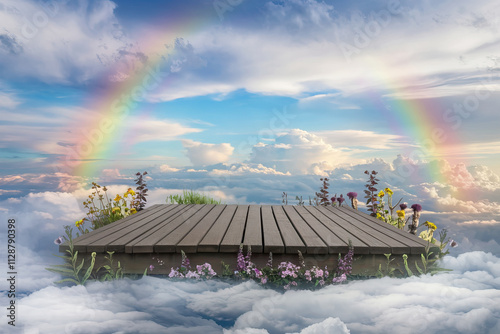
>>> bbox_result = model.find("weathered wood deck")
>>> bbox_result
[60,204,435,275]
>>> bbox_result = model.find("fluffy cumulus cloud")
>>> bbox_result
[183,139,234,166]
[250,129,352,174]
[0,251,499,333]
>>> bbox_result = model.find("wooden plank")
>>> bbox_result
[127,204,198,253]
[272,205,306,254]
[75,204,171,252]
[304,206,371,254]
[320,206,393,254]
[326,207,409,254]
[176,205,227,253]
[220,205,249,252]
[294,205,348,254]
[243,205,263,253]
[155,205,216,252]
[337,206,428,254]
[198,205,238,252]
[339,206,429,246]
[282,206,328,254]
[107,205,189,252]
[67,204,164,251]
[261,205,285,253]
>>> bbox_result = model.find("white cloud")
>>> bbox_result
[313,130,405,150]
[183,139,234,166]
[159,164,181,173]
[0,0,138,83]
[250,129,353,174]
[1,251,498,333]
[0,91,21,108]
[459,220,500,225]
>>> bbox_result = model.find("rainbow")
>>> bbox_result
[60,11,215,178]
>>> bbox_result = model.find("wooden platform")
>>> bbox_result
[60,204,436,275]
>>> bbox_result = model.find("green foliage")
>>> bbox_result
[220,261,232,277]
[376,253,397,278]
[166,190,223,204]
[415,244,453,276]
[402,254,413,277]
[95,251,124,281]
[46,226,97,285]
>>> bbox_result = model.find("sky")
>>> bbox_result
[0,0,500,332]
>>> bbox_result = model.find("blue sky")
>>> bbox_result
[1,1,500,332]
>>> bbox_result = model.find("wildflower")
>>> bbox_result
[424,221,437,230]
[236,245,246,272]
[332,273,347,284]
[112,207,121,214]
[337,195,345,205]
[346,192,357,199]
[400,203,408,210]
[54,236,64,245]
[130,208,137,214]
[260,277,267,284]
[114,194,122,202]
[127,188,136,196]
[331,197,337,203]
[376,213,382,219]
[378,190,385,197]
[384,188,393,195]
[450,240,458,248]
[75,219,85,227]
[149,265,154,272]
[397,210,405,219]
[411,204,422,212]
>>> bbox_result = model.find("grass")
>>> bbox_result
[166,190,223,205]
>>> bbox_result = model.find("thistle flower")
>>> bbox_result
[346,192,357,199]
[331,197,337,203]
[400,203,408,210]
[54,236,64,245]
[337,195,345,205]
[450,240,458,247]
[411,204,422,212]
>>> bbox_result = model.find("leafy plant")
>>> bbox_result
[95,251,123,281]
[166,190,222,204]
[376,253,397,278]
[46,226,96,286]
[315,177,330,206]
[402,254,413,277]
[81,182,138,231]
[364,170,379,216]
[282,192,288,205]
[134,171,149,211]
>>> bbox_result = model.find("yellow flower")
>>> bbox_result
[112,207,121,214]
[378,190,385,197]
[75,219,84,227]
[114,194,122,202]
[397,210,405,218]
[127,188,136,196]
[376,213,382,219]
[130,208,137,214]
[424,221,437,230]
[385,188,393,195]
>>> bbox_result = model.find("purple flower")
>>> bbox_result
[347,192,358,199]
[450,240,458,248]
[331,197,337,203]
[411,204,422,212]
[337,195,345,204]
[400,203,408,210]
[54,236,64,245]
[149,265,155,272]
[236,246,246,272]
